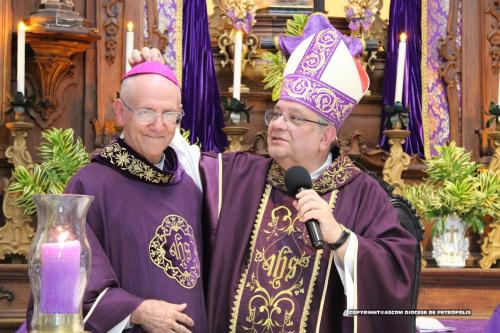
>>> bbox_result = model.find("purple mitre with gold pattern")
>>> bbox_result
[279,27,370,130]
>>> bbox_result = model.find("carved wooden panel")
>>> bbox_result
[486,0,500,74]
[0,264,30,333]
[439,0,462,147]
[419,268,500,319]
[485,0,500,156]
[103,0,123,65]
[95,0,144,148]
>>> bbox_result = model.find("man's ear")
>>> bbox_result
[114,99,126,127]
[319,126,337,151]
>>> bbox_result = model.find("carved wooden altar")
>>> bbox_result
[0,0,500,331]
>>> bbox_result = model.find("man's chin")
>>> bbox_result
[268,147,286,160]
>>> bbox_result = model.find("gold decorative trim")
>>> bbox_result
[99,141,171,184]
[353,227,359,333]
[149,214,200,288]
[175,0,183,85]
[229,183,340,332]
[313,189,338,332]
[0,120,35,260]
[300,249,324,332]
[217,153,222,218]
[316,253,333,332]
[267,155,358,194]
[382,129,411,194]
[421,0,431,159]
[229,184,272,332]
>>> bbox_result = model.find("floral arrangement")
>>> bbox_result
[344,0,379,35]
[402,142,500,236]
[224,0,257,33]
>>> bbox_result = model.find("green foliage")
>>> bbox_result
[262,51,287,101]
[8,128,89,216]
[262,14,308,101]
[285,14,308,37]
[402,142,500,235]
[179,128,201,148]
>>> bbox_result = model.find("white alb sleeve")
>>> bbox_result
[332,233,358,313]
[169,128,202,191]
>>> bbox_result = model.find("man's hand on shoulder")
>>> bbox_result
[131,299,194,333]
[129,47,165,67]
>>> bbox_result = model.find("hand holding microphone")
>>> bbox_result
[285,165,347,251]
[284,166,325,250]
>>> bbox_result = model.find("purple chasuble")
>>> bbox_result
[29,138,208,333]
[200,151,416,333]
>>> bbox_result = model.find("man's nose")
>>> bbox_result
[271,114,287,129]
[150,113,166,130]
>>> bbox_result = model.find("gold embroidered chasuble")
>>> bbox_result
[229,157,357,333]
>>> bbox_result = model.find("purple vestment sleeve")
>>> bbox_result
[199,153,220,249]
[201,152,271,333]
[333,174,416,332]
[82,226,143,333]
[65,178,144,333]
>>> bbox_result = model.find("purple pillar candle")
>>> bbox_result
[40,239,81,314]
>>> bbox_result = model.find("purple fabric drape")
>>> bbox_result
[182,0,227,152]
[380,0,425,158]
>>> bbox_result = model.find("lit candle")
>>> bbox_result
[232,30,243,100]
[40,231,81,314]
[17,21,25,94]
[394,32,407,104]
[125,21,134,72]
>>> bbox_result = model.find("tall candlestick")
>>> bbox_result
[17,21,26,94]
[394,32,407,104]
[232,30,243,100]
[40,236,81,314]
[125,22,134,73]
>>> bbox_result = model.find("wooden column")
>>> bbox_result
[460,0,483,159]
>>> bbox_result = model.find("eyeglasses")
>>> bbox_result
[121,99,184,125]
[264,108,328,127]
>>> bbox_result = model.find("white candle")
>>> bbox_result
[17,21,25,94]
[232,30,243,100]
[125,22,134,72]
[394,32,407,104]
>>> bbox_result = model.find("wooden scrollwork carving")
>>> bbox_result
[438,0,462,145]
[103,0,123,65]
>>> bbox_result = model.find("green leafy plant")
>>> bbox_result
[262,51,287,102]
[262,14,308,101]
[179,128,201,148]
[402,142,500,236]
[8,128,90,216]
[285,13,308,37]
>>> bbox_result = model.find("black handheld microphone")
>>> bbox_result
[284,165,324,250]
